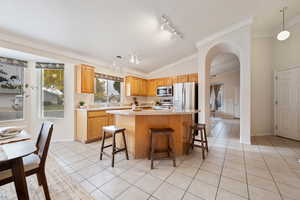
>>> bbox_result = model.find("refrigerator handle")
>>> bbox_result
[183,84,186,110]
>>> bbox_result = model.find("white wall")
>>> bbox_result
[148,55,198,79]
[251,37,274,136]
[210,71,240,116]
[273,23,300,70]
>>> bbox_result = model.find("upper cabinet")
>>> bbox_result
[188,73,198,83]
[76,64,95,94]
[147,79,156,96]
[176,75,189,83]
[125,73,199,96]
[125,76,147,96]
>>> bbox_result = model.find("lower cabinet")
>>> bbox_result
[76,110,115,143]
[87,115,107,141]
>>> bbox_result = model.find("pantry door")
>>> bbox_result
[276,68,300,140]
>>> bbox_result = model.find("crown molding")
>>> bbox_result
[147,53,198,77]
[196,17,254,48]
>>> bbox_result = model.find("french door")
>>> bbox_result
[275,68,300,140]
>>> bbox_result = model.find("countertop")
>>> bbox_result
[76,105,152,111]
[106,109,199,116]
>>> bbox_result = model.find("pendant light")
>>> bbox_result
[277,7,290,41]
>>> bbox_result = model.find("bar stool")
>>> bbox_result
[100,125,129,167]
[188,123,208,159]
[148,128,176,169]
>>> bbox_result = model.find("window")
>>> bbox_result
[0,57,26,121]
[94,75,122,105]
[37,63,64,118]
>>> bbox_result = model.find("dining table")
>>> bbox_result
[0,131,36,200]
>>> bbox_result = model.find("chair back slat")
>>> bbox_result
[36,121,54,168]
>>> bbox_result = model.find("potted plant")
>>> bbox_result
[79,101,85,108]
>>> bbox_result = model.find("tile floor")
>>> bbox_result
[49,118,300,200]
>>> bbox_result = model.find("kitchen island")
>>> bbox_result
[106,109,198,159]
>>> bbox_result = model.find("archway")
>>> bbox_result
[209,52,240,139]
[199,41,251,144]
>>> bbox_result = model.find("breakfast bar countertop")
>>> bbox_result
[106,109,199,116]
[76,105,152,111]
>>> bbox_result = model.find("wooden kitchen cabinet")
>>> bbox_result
[125,73,197,97]
[188,73,198,82]
[147,79,156,96]
[108,114,115,125]
[140,78,148,96]
[164,77,173,86]
[125,76,148,96]
[76,110,114,143]
[176,74,189,83]
[76,64,95,93]
[87,115,107,141]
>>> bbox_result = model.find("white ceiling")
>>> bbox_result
[0,0,299,73]
[210,53,240,75]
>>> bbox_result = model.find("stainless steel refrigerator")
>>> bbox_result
[173,82,198,122]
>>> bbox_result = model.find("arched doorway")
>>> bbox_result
[209,53,240,139]
[199,42,251,144]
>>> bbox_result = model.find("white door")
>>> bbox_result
[276,68,300,140]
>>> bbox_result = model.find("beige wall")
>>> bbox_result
[251,23,300,136]
[251,37,274,136]
[210,71,240,116]
[273,24,300,70]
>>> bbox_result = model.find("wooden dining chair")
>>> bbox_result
[0,121,54,200]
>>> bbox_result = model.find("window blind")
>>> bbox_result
[95,73,123,82]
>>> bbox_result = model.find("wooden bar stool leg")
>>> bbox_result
[122,131,129,160]
[200,129,205,159]
[169,134,176,167]
[148,130,152,160]
[192,129,195,150]
[100,131,106,160]
[167,136,170,157]
[204,126,208,152]
[112,132,116,167]
[186,126,192,155]
[151,134,156,169]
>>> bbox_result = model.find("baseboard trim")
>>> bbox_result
[253,133,274,136]
[52,138,75,142]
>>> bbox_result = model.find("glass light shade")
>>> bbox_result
[277,30,290,41]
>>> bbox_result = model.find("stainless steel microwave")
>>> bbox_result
[156,86,173,97]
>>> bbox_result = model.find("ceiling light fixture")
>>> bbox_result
[129,54,141,65]
[111,56,123,74]
[160,15,183,39]
[277,7,290,41]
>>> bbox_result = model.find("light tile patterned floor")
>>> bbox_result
[48,118,300,200]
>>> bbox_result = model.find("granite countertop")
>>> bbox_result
[76,105,153,111]
[106,109,199,116]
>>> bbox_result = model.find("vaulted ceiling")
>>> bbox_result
[0,0,299,73]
